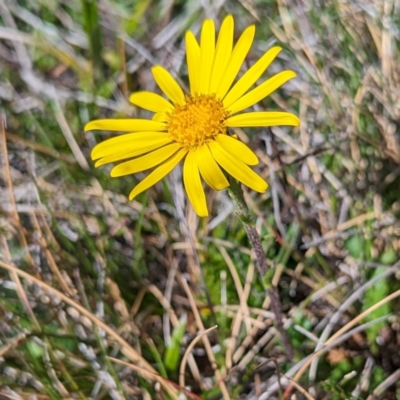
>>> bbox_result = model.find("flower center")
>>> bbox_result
[167,94,229,148]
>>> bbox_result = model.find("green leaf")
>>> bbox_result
[379,247,397,265]
[164,315,187,371]
[262,265,276,288]
[345,235,364,259]
[26,340,44,359]
[362,267,390,354]
[81,0,103,80]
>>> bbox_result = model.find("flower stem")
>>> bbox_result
[228,179,293,360]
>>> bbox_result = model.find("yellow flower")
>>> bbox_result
[85,15,299,217]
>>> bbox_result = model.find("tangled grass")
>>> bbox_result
[1,0,400,399]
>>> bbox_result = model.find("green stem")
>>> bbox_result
[81,0,103,82]
[228,179,293,360]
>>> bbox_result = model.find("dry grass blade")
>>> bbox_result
[52,96,89,170]
[0,333,26,357]
[260,314,394,399]
[0,259,178,398]
[238,327,276,371]
[2,0,400,398]
[0,117,37,275]
[29,211,72,295]
[280,375,316,400]
[287,287,400,396]
[308,263,399,382]
[179,325,218,393]
[0,236,39,329]
[0,117,41,329]
[180,277,231,400]
[368,368,400,398]
[6,131,77,163]
[217,245,253,369]
[109,356,207,400]
[146,284,204,389]
[233,292,274,364]
[108,358,182,400]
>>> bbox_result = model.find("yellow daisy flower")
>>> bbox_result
[85,15,299,217]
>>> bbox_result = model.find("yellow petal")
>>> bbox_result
[129,148,187,200]
[111,143,181,177]
[226,111,300,127]
[85,119,166,132]
[183,150,208,217]
[215,134,258,166]
[195,144,229,190]
[216,25,255,100]
[152,66,185,105]
[199,19,215,93]
[91,132,171,160]
[152,112,169,122]
[223,46,282,108]
[95,136,173,167]
[208,141,268,193]
[186,31,200,95]
[209,15,234,94]
[226,71,297,114]
[129,91,174,113]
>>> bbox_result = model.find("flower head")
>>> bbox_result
[85,15,299,216]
